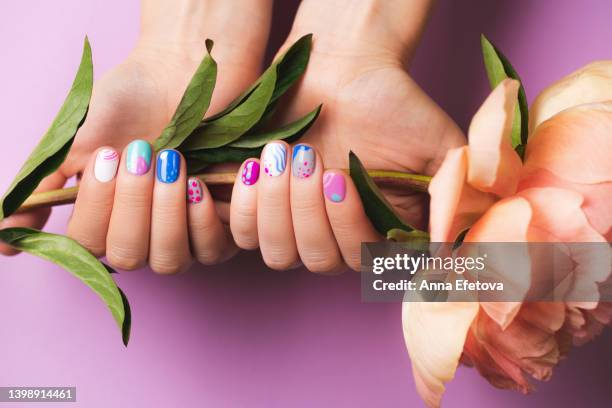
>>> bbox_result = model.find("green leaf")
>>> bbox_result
[185,112,314,165]
[349,152,424,236]
[0,38,93,219]
[0,227,131,346]
[181,69,277,150]
[229,105,321,148]
[186,157,209,174]
[203,34,312,123]
[152,40,217,151]
[387,228,430,244]
[268,34,312,104]
[481,34,529,152]
[186,147,256,164]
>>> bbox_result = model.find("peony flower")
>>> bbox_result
[403,64,612,407]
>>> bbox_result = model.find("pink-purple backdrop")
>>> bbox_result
[1,1,610,407]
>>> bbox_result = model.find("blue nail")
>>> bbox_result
[157,150,180,183]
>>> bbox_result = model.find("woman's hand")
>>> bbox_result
[230,0,466,272]
[68,142,231,273]
[0,0,273,263]
[230,142,380,272]
[275,0,465,229]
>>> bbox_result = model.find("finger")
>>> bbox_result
[323,170,382,271]
[106,140,154,271]
[0,172,67,256]
[187,176,231,265]
[149,150,192,274]
[67,147,119,257]
[258,141,298,270]
[290,144,342,273]
[230,159,260,250]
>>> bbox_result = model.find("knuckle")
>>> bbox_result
[345,252,361,272]
[291,196,321,217]
[149,254,185,275]
[189,211,219,236]
[195,249,223,266]
[263,247,296,271]
[259,192,287,213]
[68,230,105,258]
[106,244,146,271]
[302,250,341,273]
[115,189,150,210]
[233,235,259,251]
[233,203,257,221]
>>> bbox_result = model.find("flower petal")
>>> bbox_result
[465,197,533,327]
[402,301,478,408]
[525,102,612,185]
[519,169,612,241]
[428,147,496,242]
[518,188,611,305]
[530,61,612,132]
[467,79,522,197]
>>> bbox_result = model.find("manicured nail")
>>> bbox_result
[187,177,203,204]
[262,142,287,177]
[126,140,152,175]
[157,150,180,183]
[94,148,119,182]
[292,144,315,178]
[242,160,260,185]
[323,172,346,203]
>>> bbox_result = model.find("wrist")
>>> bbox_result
[290,0,435,63]
[136,0,272,61]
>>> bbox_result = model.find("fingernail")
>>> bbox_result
[292,144,315,178]
[242,160,260,185]
[187,177,203,204]
[157,150,180,183]
[126,140,152,175]
[262,142,287,177]
[94,148,119,182]
[323,172,346,203]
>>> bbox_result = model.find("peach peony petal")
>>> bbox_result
[525,103,612,185]
[428,147,496,242]
[462,304,564,393]
[402,301,478,408]
[465,197,533,328]
[463,318,532,393]
[467,79,523,197]
[519,168,612,241]
[530,61,612,132]
[518,188,611,305]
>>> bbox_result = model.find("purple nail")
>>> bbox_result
[242,160,260,186]
[323,171,346,203]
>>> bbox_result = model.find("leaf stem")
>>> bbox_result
[15,169,431,213]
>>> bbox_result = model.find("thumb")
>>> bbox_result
[0,170,68,256]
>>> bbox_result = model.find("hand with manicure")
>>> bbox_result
[0,0,273,273]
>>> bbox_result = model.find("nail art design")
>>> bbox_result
[94,148,119,182]
[323,172,346,203]
[157,150,180,183]
[126,140,152,175]
[187,177,203,204]
[262,143,287,177]
[292,144,315,178]
[242,160,260,185]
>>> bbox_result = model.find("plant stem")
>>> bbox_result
[15,169,431,213]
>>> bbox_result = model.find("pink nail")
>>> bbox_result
[242,160,260,185]
[323,172,346,203]
[187,177,203,204]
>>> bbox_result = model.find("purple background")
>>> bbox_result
[1,0,611,406]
